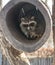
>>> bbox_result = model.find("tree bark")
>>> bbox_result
[0,0,2,10]
[52,0,55,65]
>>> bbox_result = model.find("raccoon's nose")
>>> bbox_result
[27,27,30,30]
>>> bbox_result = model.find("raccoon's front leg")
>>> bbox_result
[30,32,37,38]
[30,32,42,38]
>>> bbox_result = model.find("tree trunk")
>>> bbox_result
[0,0,2,10]
[52,0,55,65]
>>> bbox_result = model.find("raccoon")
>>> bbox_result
[18,3,45,40]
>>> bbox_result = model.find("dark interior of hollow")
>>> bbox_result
[6,2,46,44]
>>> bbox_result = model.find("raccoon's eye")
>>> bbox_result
[29,23,35,26]
[23,24,28,27]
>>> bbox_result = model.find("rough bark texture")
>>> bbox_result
[0,31,30,65]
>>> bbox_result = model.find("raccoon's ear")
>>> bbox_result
[21,18,25,22]
[31,16,35,20]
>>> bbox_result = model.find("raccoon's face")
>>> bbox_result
[20,16,37,39]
